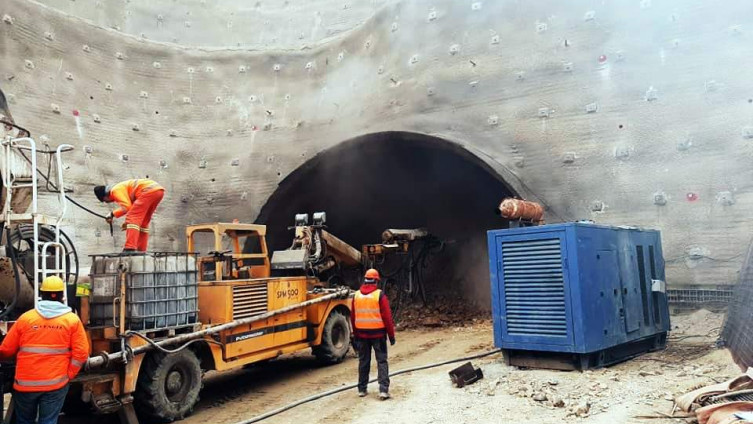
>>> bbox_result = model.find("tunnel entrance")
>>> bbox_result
[256,131,515,312]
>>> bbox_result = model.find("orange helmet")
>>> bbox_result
[364,268,380,283]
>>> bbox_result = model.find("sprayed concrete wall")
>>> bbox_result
[30,0,390,49]
[1,0,752,297]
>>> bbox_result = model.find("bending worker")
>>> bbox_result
[94,178,165,253]
[351,268,396,400]
[0,276,90,424]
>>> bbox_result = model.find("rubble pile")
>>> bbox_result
[490,369,634,418]
[395,296,490,329]
[454,336,730,422]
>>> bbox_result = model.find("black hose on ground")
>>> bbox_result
[233,348,502,424]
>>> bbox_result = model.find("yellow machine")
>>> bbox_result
[0,94,351,423]
[187,223,351,370]
[60,222,351,424]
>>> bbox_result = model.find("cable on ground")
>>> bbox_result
[233,348,503,424]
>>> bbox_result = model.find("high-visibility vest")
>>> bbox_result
[354,290,385,330]
[110,179,165,218]
[3,309,90,392]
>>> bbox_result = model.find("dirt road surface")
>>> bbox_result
[62,309,734,424]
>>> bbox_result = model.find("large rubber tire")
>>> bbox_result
[312,310,351,365]
[134,350,203,423]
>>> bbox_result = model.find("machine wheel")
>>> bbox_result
[134,350,202,423]
[313,310,351,365]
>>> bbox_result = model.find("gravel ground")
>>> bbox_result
[61,309,733,424]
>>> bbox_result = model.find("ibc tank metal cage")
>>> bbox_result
[89,252,199,332]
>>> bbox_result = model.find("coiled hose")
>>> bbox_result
[233,348,502,424]
[10,224,79,286]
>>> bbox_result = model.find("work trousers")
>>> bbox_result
[13,385,69,424]
[124,189,164,251]
[357,337,390,393]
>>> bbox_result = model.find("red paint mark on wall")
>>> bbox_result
[686,192,698,201]
[72,109,80,117]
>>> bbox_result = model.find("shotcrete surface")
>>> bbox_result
[2,0,751,290]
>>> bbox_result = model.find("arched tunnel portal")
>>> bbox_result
[256,132,516,310]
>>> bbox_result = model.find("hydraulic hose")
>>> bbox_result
[233,348,502,424]
[124,331,223,355]
[85,288,351,369]
[15,146,111,220]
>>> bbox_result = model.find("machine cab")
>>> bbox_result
[186,223,271,282]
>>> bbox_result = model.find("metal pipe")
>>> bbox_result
[2,136,11,220]
[11,138,38,215]
[381,228,429,243]
[118,271,126,335]
[496,198,544,222]
[11,138,39,310]
[40,241,68,305]
[53,144,73,290]
[85,287,351,369]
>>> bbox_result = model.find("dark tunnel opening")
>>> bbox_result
[256,132,514,311]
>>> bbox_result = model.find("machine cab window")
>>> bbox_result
[186,223,271,282]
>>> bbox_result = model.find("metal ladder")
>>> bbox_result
[1,136,74,307]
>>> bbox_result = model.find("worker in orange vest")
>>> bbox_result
[0,276,90,424]
[350,268,395,400]
[94,178,165,253]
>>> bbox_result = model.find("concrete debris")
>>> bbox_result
[571,402,591,417]
[485,379,499,397]
[533,392,547,402]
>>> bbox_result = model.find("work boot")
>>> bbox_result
[358,391,367,398]
[379,392,390,400]
[120,249,138,256]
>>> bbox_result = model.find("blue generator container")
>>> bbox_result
[487,222,670,370]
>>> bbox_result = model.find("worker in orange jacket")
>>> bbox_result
[94,179,165,253]
[0,276,90,424]
[351,268,395,400]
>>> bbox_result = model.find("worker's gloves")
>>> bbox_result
[389,336,396,346]
[105,212,113,224]
[121,222,127,231]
